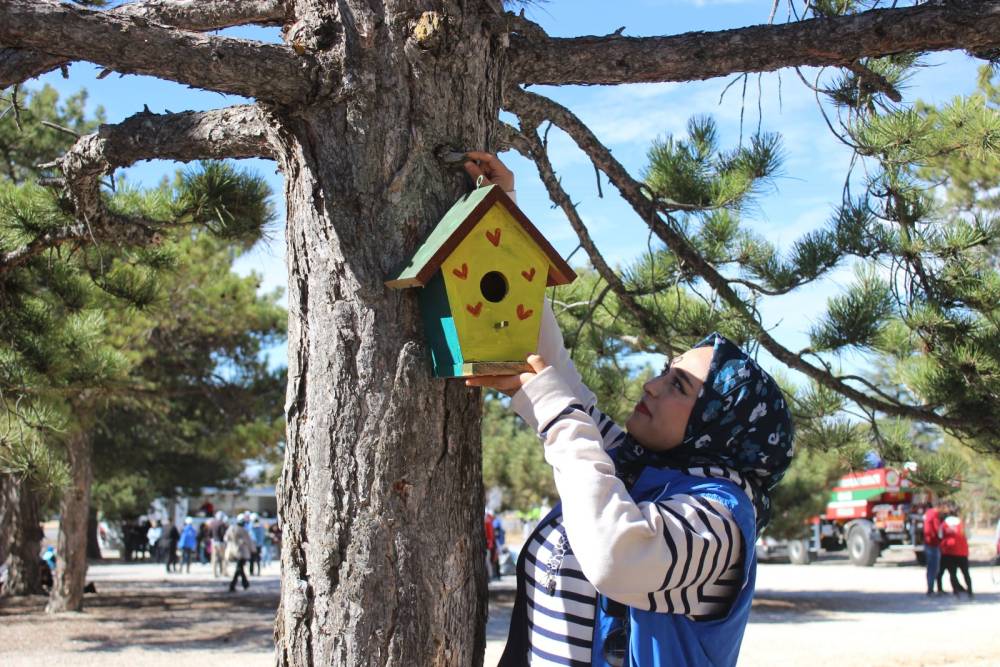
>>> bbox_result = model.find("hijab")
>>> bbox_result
[616,332,795,533]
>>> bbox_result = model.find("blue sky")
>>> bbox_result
[31,1,985,382]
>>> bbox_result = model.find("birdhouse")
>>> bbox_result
[386,184,575,377]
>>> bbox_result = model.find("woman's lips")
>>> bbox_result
[635,401,651,417]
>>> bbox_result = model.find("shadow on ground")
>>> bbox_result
[750,589,992,623]
[0,579,278,653]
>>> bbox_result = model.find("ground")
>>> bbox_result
[0,561,278,667]
[2,551,999,666]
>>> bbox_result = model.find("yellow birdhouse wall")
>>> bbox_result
[440,203,550,363]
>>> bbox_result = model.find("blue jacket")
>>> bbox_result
[501,467,757,666]
[251,523,266,547]
[178,524,198,550]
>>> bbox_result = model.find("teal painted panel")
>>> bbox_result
[418,271,464,378]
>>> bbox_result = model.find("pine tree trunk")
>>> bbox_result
[86,507,102,560]
[47,429,92,612]
[274,2,505,664]
[1,475,45,596]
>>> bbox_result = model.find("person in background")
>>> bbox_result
[922,500,943,596]
[939,502,973,597]
[147,519,162,563]
[210,511,228,578]
[121,518,137,562]
[484,509,497,579]
[261,518,274,568]
[249,513,265,575]
[224,516,253,592]
[178,517,198,573]
[994,515,1000,564]
[163,520,180,573]
[136,516,151,560]
[268,520,282,564]
[492,514,506,581]
[197,519,211,564]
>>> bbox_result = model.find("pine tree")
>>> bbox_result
[4,0,1000,661]
[482,395,554,512]
[91,215,286,522]
[1,85,284,607]
[519,44,1000,489]
[510,38,1000,534]
[0,84,102,595]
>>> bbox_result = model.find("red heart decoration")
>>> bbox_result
[516,304,533,321]
[452,263,469,280]
[486,228,501,247]
[466,302,483,317]
[521,267,536,282]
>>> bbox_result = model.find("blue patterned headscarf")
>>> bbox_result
[617,333,795,532]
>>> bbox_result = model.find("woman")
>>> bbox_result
[224,516,253,592]
[178,517,198,574]
[939,503,972,597]
[465,154,794,666]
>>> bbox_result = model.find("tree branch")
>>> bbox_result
[0,0,288,89]
[508,1,1000,85]
[0,0,317,103]
[109,0,286,28]
[503,85,967,431]
[2,105,274,274]
[69,104,276,169]
[1,227,83,276]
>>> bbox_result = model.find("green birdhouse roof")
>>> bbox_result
[386,184,576,288]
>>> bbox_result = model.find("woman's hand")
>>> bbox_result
[465,354,547,397]
[463,151,514,193]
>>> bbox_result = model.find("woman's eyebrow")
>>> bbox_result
[675,368,695,392]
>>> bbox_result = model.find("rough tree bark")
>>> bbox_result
[271,3,503,663]
[86,508,102,561]
[3,0,1000,662]
[1,475,45,596]
[47,428,92,613]
[0,0,286,86]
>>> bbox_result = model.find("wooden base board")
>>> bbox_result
[460,361,532,377]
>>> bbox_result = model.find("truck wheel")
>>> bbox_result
[915,550,926,566]
[848,526,879,567]
[788,539,813,565]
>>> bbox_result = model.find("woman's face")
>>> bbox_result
[625,345,714,452]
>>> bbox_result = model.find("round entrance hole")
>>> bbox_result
[480,271,508,303]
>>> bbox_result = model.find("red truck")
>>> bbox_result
[759,468,931,566]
